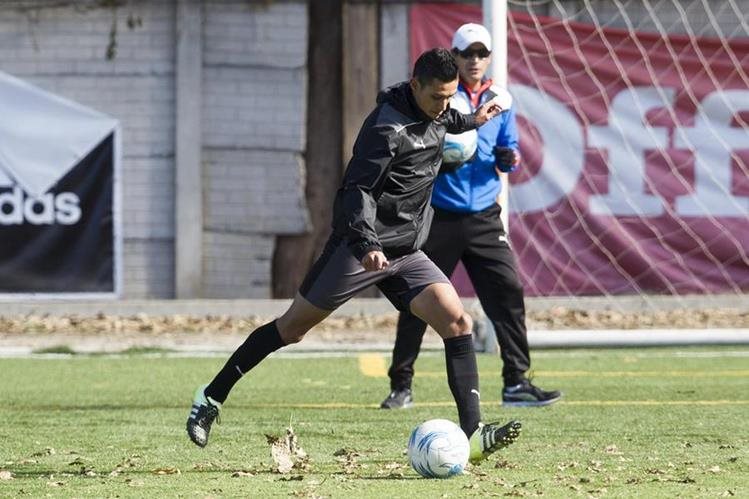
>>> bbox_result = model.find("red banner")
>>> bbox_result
[411,4,749,297]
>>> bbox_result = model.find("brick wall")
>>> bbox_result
[0,0,308,298]
[201,1,308,298]
[0,1,177,297]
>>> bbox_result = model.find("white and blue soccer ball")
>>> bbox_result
[442,85,513,169]
[443,95,478,167]
[407,418,470,479]
[443,129,479,167]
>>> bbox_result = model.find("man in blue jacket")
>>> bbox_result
[381,24,561,409]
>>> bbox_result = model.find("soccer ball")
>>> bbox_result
[442,94,478,169]
[441,85,513,170]
[407,419,470,478]
[442,129,479,168]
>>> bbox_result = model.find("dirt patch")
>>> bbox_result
[0,308,747,353]
[1,307,747,336]
[526,307,749,330]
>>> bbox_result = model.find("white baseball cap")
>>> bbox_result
[451,23,492,51]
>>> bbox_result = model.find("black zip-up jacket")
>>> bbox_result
[331,81,478,261]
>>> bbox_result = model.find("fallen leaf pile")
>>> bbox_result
[0,307,745,336]
[266,426,309,474]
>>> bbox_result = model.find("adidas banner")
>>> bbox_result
[0,71,120,296]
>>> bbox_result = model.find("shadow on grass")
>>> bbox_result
[8,468,421,481]
[32,345,76,355]
[14,404,185,410]
[30,346,178,356]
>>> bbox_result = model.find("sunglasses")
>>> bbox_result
[455,47,491,59]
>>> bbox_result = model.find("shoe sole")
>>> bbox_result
[186,421,208,448]
[502,394,562,407]
[379,401,414,409]
[469,420,522,464]
[490,420,522,450]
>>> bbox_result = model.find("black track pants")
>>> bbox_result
[387,204,531,390]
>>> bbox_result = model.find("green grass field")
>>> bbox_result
[2,347,748,497]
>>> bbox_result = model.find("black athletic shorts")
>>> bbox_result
[299,236,451,311]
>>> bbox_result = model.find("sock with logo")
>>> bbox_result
[204,321,286,404]
[444,334,481,437]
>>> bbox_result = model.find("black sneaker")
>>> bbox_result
[469,420,522,464]
[186,384,221,447]
[503,379,562,407]
[379,388,413,409]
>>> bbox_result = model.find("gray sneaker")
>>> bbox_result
[379,388,413,409]
[503,379,562,407]
[186,384,221,447]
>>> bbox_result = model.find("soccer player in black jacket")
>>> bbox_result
[186,48,521,463]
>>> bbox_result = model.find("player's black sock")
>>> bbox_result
[204,320,286,404]
[443,334,481,437]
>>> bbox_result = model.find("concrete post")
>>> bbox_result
[175,0,203,298]
[483,0,510,232]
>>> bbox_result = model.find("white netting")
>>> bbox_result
[500,0,749,306]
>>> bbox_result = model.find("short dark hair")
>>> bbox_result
[412,48,458,86]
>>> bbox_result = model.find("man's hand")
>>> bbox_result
[494,146,520,173]
[473,99,503,126]
[474,87,513,126]
[361,250,389,271]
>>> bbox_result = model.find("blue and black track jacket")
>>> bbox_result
[332,81,478,261]
[432,80,519,213]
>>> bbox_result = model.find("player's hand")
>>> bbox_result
[473,100,502,126]
[493,146,520,173]
[361,251,389,271]
[474,88,513,126]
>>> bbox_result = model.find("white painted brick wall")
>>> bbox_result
[0,1,177,298]
[202,231,274,298]
[202,66,306,150]
[203,2,307,69]
[0,3,174,74]
[123,239,174,298]
[122,157,174,239]
[203,149,308,235]
[201,1,309,298]
[0,0,309,299]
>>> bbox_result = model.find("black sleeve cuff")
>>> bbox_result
[350,241,383,262]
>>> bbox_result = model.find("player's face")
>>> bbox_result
[410,77,458,120]
[454,42,491,87]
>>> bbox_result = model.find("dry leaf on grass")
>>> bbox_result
[151,467,180,475]
[0,470,13,480]
[125,478,144,487]
[334,448,363,474]
[266,426,309,474]
[31,447,56,457]
[377,461,407,478]
[494,459,518,470]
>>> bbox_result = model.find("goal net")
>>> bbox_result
[410,1,749,307]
